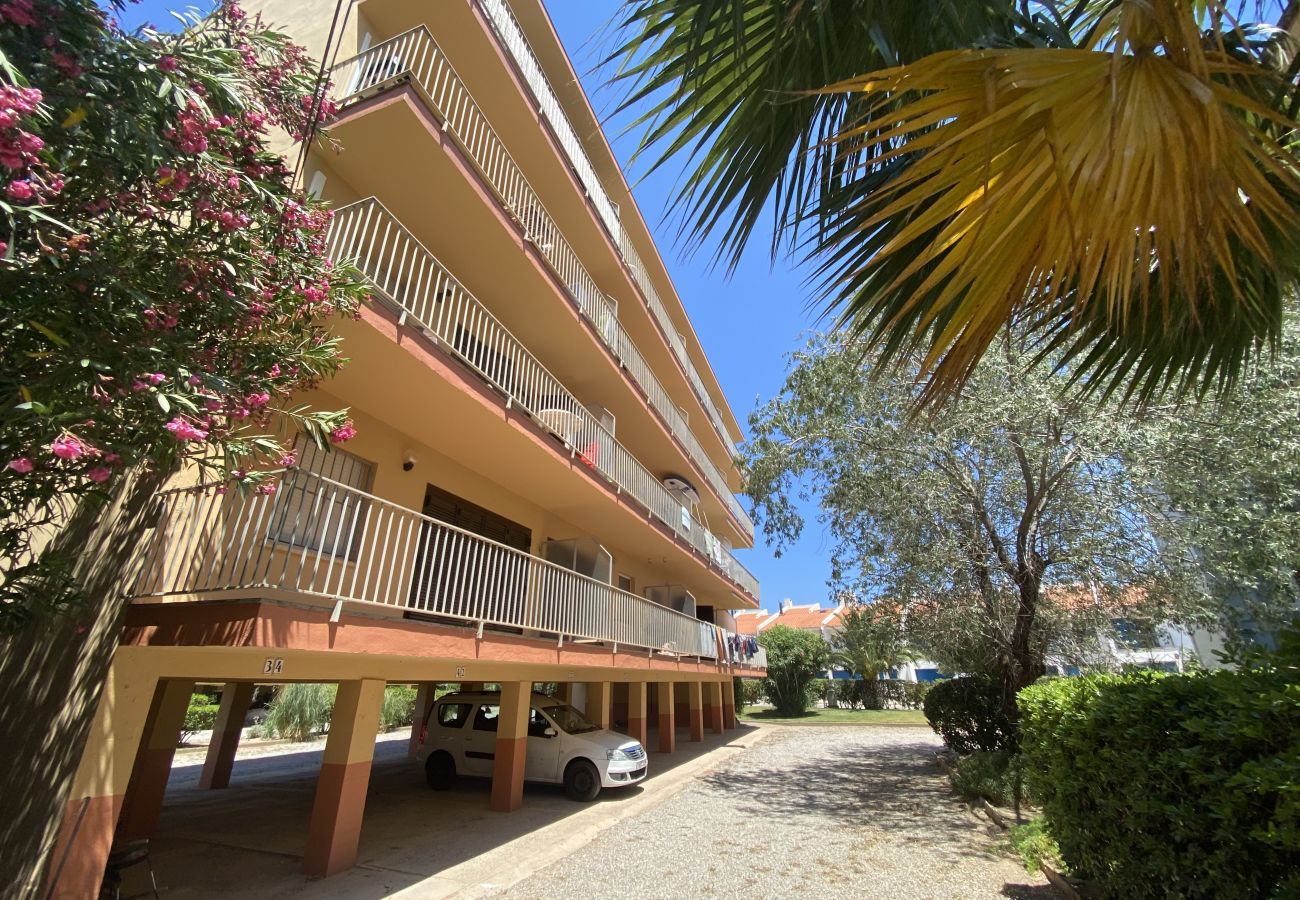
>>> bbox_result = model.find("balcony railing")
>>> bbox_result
[328,197,760,601]
[132,470,727,659]
[475,0,738,456]
[330,25,750,533]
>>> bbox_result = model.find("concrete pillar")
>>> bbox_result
[626,681,648,747]
[491,680,531,812]
[722,679,737,729]
[46,666,159,899]
[655,682,676,753]
[584,681,610,730]
[409,682,436,759]
[199,682,254,789]
[687,680,705,742]
[706,680,725,734]
[118,678,196,839]
[302,679,385,877]
[556,682,573,704]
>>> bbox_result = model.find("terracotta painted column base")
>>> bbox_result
[201,681,255,789]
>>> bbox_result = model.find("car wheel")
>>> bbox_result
[563,759,601,802]
[425,751,455,790]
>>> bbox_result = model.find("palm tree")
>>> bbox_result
[830,602,915,709]
[609,0,1300,407]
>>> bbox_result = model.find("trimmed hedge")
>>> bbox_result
[1019,646,1300,900]
[181,695,220,742]
[922,675,1013,754]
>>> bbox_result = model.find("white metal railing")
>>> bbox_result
[474,0,739,457]
[331,25,749,530]
[327,197,759,600]
[477,0,621,241]
[132,471,721,657]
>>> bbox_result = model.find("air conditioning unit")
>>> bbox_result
[541,537,612,584]
[645,584,697,618]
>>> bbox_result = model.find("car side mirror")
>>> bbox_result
[544,727,557,738]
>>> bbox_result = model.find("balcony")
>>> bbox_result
[131,470,747,662]
[328,26,754,541]
[327,197,759,602]
[473,0,740,455]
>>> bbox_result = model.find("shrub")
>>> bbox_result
[380,686,417,731]
[1007,818,1061,875]
[759,625,829,716]
[260,683,336,742]
[180,695,220,744]
[948,749,1031,808]
[923,675,1013,754]
[1019,635,1300,900]
[738,678,763,710]
[878,680,932,709]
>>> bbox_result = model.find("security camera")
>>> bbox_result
[402,451,416,472]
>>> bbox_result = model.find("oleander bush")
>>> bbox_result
[1019,633,1300,899]
[759,625,828,716]
[738,678,764,711]
[922,675,1013,754]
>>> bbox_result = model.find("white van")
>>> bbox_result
[414,691,647,801]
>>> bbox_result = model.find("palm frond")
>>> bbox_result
[607,0,1021,270]
[813,0,1300,405]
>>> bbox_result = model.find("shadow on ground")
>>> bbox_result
[140,725,746,898]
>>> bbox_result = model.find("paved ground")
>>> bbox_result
[136,724,1054,899]
[498,726,1056,900]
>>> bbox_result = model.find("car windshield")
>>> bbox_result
[543,703,600,734]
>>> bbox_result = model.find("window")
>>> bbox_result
[269,435,375,560]
[438,703,471,729]
[528,708,551,738]
[617,573,634,594]
[472,704,500,733]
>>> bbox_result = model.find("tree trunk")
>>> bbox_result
[1002,572,1047,734]
[1,468,168,898]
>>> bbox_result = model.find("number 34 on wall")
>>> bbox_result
[263,658,285,675]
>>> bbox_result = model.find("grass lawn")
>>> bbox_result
[739,706,928,726]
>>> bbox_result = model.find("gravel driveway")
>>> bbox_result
[498,725,1057,900]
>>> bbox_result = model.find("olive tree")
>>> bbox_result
[745,334,1200,720]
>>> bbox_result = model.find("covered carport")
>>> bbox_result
[112,705,749,897]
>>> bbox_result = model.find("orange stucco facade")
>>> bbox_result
[50,1,766,895]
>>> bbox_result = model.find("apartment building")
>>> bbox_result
[50,1,764,893]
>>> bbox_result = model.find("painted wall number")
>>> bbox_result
[455,666,466,678]
[263,657,284,675]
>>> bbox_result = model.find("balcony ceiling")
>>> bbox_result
[326,309,754,609]
[324,95,751,548]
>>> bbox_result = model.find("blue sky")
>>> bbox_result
[115,0,834,611]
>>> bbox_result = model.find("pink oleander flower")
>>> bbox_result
[329,421,356,444]
[50,435,85,460]
[165,417,208,441]
[278,451,297,468]
[87,465,112,483]
[255,482,276,496]
[6,456,33,473]
[158,55,178,73]
[246,391,269,408]
[6,179,34,201]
